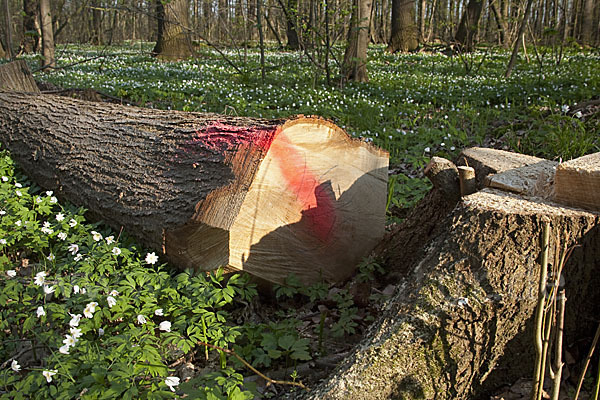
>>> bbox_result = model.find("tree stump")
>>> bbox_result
[0,60,40,93]
[0,63,388,285]
[305,149,600,399]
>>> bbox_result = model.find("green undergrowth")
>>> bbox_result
[0,146,391,398]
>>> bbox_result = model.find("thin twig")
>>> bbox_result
[550,290,566,400]
[574,322,600,400]
[197,341,309,391]
[532,218,550,400]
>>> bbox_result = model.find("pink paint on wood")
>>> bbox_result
[268,132,336,243]
[187,122,336,242]
[191,122,278,154]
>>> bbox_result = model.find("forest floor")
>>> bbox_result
[0,44,599,399]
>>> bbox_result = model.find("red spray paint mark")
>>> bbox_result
[188,122,278,154]
[188,122,336,242]
[268,133,336,243]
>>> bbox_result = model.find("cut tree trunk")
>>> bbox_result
[305,149,600,399]
[0,63,388,286]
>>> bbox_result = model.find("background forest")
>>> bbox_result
[0,0,599,80]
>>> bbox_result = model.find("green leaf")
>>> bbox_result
[278,335,295,351]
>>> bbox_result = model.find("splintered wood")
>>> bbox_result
[554,153,600,211]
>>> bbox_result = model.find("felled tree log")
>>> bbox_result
[0,69,388,285]
[306,187,600,399]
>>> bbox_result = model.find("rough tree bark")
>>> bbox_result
[0,67,388,285]
[302,150,600,399]
[387,0,418,53]
[342,0,372,82]
[153,0,193,60]
[454,0,484,51]
[39,0,55,70]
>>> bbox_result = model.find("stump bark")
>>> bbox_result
[0,65,388,285]
[305,149,600,399]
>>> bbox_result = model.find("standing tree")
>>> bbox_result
[21,0,40,54]
[153,0,193,60]
[454,0,484,51]
[342,0,372,82]
[285,0,300,49]
[387,0,418,52]
[39,0,55,70]
[505,0,534,77]
[90,0,104,45]
[580,0,595,45]
[3,0,13,59]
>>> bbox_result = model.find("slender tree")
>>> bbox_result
[90,0,103,45]
[505,0,534,77]
[153,0,193,60]
[342,0,372,81]
[454,0,484,51]
[3,0,12,59]
[39,0,55,70]
[387,0,418,52]
[580,0,595,45]
[285,0,300,49]
[21,0,40,53]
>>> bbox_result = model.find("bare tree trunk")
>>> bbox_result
[21,0,40,53]
[454,0,484,51]
[39,0,55,70]
[580,0,595,45]
[380,0,389,41]
[418,0,426,41]
[152,0,192,59]
[3,0,13,59]
[342,0,372,81]
[90,0,103,45]
[426,0,437,41]
[203,0,212,41]
[285,0,300,48]
[490,0,508,46]
[387,0,418,52]
[257,0,266,80]
[505,0,534,78]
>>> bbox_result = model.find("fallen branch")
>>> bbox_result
[197,341,309,391]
